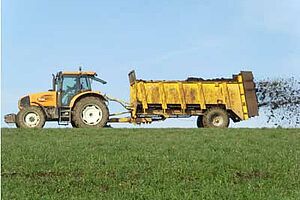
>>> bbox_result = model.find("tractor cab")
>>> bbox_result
[51,71,107,107]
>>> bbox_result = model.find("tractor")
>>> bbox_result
[5,69,111,128]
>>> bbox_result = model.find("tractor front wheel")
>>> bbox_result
[72,97,109,128]
[16,106,46,128]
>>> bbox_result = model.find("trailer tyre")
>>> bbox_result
[72,97,109,128]
[16,106,46,128]
[196,116,204,128]
[203,107,229,128]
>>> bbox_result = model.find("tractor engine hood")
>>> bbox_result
[18,91,57,109]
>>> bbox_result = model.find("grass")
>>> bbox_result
[1,128,300,199]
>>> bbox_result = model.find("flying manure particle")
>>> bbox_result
[255,77,300,127]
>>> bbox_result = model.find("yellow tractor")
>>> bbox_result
[5,69,111,128]
[4,69,258,128]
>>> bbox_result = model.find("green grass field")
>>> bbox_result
[1,128,300,200]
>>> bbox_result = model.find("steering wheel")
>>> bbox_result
[66,85,76,92]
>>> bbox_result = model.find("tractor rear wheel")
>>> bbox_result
[16,106,46,128]
[202,107,229,128]
[71,121,76,128]
[196,116,204,128]
[72,97,109,128]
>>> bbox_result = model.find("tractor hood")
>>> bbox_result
[19,91,57,109]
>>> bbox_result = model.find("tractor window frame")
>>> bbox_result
[61,75,79,92]
[60,75,80,106]
[79,75,91,91]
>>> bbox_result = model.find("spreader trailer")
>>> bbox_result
[4,69,258,128]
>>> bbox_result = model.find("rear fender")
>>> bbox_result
[69,91,107,108]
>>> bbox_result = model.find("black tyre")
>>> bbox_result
[71,120,77,128]
[196,116,204,128]
[72,97,109,128]
[16,106,46,128]
[202,107,229,128]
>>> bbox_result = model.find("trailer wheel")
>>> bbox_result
[203,107,229,128]
[196,116,204,128]
[72,97,109,128]
[16,106,46,128]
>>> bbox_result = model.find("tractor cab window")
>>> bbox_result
[80,76,91,91]
[61,76,78,106]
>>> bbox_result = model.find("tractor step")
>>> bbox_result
[58,107,71,125]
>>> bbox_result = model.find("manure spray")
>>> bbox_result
[255,77,300,127]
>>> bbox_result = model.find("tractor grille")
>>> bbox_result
[20,96,30,107]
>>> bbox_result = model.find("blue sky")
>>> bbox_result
[2,0,300,128]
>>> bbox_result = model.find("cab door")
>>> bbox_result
[59,75,92,107]
[61,75,79,106]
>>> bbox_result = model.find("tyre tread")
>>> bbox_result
[72,97,109,128]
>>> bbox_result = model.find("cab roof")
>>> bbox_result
[61,71,97,76]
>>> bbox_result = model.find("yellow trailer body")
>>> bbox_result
[128,71,258,123]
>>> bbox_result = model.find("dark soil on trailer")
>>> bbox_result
[255,77,300,127]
